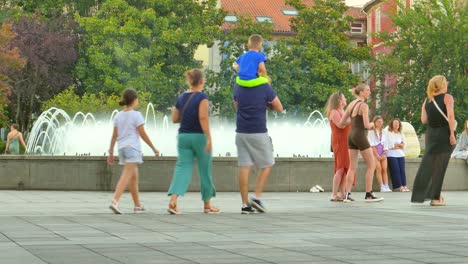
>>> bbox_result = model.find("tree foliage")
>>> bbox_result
[205,16,273,119]
[76,0,225,112]
[208,0,370,118]
[0,23,25,126]
[9,15,78,131]
[0,0,103,20]
[42,86,152,115]
[373,0,467,133]
[276,0,370,114]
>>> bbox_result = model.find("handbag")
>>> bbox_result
[431,98,458,130]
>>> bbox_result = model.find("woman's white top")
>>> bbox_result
[386,131,406,158]
[368,129,389,150]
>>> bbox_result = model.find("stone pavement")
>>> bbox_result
[1,191,468,264]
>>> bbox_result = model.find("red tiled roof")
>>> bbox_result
[221,0,314,33]
[346,7,367,20]
[222,0,366,33]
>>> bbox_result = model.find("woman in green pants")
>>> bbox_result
[167,69,219,214]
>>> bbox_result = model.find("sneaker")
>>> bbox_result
[381,185,392,192]
[250,197,266,213]
[315,185,324,192]
[109,202,123,214]
[133,206,146,214]
[343,193,355,203]
[365,192,384,202]
[241,205,256,214]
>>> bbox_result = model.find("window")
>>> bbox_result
[256,16,272,23]
[282,10,298,16]
[224,15,238,22]
[375,8,381,33]
[351,23,363,33]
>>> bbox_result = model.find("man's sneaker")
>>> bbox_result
[241,206,256,214]
[250,197,266,213]
[109,202,123,214]
[365,192,384,202]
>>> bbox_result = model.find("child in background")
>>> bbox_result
[107,88,160,214]
[233,34,272,87]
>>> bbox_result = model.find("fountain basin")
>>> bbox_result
[1,156,466,192]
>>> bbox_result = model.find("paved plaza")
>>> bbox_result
[1,191,468,264]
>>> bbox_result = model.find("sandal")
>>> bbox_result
[167,202,180,215]
[204,206,220,214]
[134,206,146,214]
[430,195,446,206]
[330,197,343,202]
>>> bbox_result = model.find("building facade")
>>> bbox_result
[363,0,413,115]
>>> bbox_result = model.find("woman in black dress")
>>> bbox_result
[411,75,457,206]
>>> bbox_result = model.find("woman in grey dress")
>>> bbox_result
[411,75,457,206]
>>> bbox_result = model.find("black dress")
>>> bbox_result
[411,94,453,202]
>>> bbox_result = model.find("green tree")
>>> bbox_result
[205,16,273,118]
[0,0,103,20]
[273,0,370,115]
[76,0,224,112]
[0,23,25,127]
[373,0,467,132]
[42,86,152,115]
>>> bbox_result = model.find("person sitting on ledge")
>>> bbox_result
[451,120,468,162]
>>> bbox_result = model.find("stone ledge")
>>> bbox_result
[0,156,466,192]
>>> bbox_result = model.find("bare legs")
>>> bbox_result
[331,168,346,199]
[112,163,141,207]
[345,149,359,194]
[374,157,383,186]
[360,148,376,192]
[374,157,390,191]
[345,148,376,196]
[239,166,271,204]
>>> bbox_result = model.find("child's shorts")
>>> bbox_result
[118,147,143,165]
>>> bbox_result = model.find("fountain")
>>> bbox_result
[26,106,333,157]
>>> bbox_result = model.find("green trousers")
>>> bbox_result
[168,133,216,201]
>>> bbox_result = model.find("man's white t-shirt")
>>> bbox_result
[113,110,145,151]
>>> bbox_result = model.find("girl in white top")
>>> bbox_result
[368,116,391,192]
[107,88,160,214]
[386,118,410,192]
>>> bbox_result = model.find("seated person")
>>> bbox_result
[233,34,271,87]
[452,120,468,160]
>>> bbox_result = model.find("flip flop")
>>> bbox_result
[431,196,445,206]
[330,197,343,202]
[203,207,221,214]
[167,202,180,215]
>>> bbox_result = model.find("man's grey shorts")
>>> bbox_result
[235,133,275,168]
[118,147,143,165]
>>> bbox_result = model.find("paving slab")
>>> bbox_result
[0,191,468,263]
